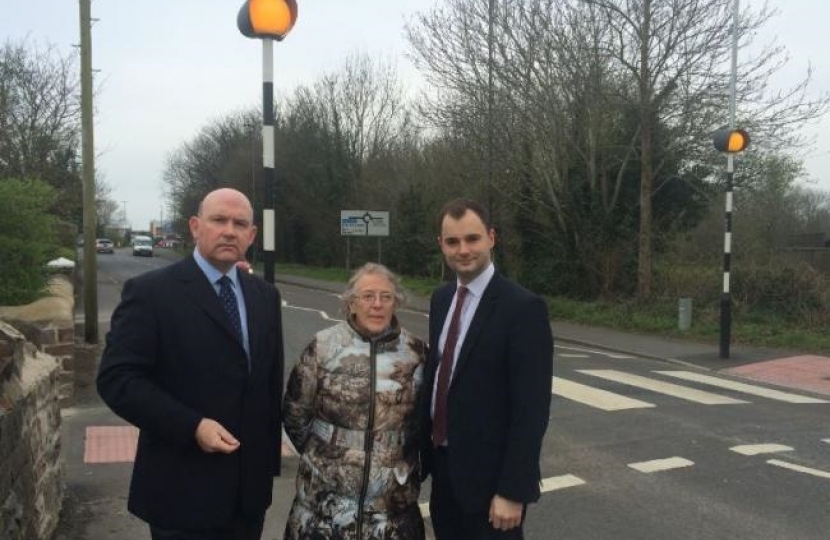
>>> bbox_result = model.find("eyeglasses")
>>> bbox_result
[356,291,396,305]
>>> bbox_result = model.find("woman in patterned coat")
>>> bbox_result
[283,263,427,540]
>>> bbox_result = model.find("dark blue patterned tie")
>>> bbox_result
[218,276,243,342]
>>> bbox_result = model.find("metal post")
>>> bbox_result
[678,298,693,332]
[261,39,276,283]
[720,0,739,359]
[79,0,98,344]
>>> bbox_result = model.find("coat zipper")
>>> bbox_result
[356,338,378,539]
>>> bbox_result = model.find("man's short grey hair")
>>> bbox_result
[340,262,407,315]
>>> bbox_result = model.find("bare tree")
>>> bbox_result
[406,0,828,298]
[0,39,84,224]
[572,0,827,296]
[312,53,411,202]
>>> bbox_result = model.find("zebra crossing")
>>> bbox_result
[553,369,829,410]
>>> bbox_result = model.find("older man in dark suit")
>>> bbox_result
[422,198,554,540]
[97,188,284,540]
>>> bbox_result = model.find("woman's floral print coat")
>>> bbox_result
[283,318,427,540]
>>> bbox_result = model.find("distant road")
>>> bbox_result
[75,246,173,329]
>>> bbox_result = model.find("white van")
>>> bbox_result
[132,235,154,257]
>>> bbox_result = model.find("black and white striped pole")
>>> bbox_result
[714,130,749,358]
[237,0,298,284]
[721,153,735,359]
[260,39,277,283]
[713,0,748,359]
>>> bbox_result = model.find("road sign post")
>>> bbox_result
[340,210,390,271]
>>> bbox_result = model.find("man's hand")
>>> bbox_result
[195,418,240,454]
[489,494,523,531]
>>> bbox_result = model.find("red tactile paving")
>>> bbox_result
[84,426,297,464]
[725,355,830,396]
[84,426,139,464]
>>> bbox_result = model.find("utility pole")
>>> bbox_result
[79,0,98,344]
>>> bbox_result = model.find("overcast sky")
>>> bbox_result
[2,0,828,229]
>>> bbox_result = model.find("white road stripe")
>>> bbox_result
[557,345,634,359]
[558,354,591,359]
[420,475,585,517]
[730,444,793,456]
[767,459,830,480]
[282,302,342,322]
[822,439,830,445]
[629,457,694,473]
[578,370,748,405]
[553,377,655,411]
[540,474,586,492]
[657,371,829,404]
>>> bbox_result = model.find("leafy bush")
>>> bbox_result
[53,246,77,261]
[0,178,57,305]
[652,256,830,330]
[733,260,830,324]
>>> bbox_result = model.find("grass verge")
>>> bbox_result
[276,264,830,354]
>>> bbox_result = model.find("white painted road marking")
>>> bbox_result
[553,377,655,411]
[540,474,586,492]
[557,345,634,359]
[282,301,342,322]
[629,457,694,473]
[579,370,748,405]
[730,444,794,456]
[657,371,829,404]
[421,474,586,517]
[767,459,830,480]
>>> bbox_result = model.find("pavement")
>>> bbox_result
[53,273,830,540]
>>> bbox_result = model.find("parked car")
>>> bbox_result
[95,238,114,254]
[132,235,154,257]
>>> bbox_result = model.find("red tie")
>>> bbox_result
[432,286,468,447]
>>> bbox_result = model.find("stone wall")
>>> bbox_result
[0,275,76,402]
[0,321,63,540]
[0,275,72,540]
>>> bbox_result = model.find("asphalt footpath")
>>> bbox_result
[54,274,830,540]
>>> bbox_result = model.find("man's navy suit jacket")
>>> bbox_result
[420,272,553,512]
[97,255,284,529]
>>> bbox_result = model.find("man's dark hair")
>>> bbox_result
[437,198,492,233]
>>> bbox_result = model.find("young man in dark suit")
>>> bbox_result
[97,188,284,540]
[422,198,554,540]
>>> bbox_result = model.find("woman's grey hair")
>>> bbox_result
[340,262,407,315]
